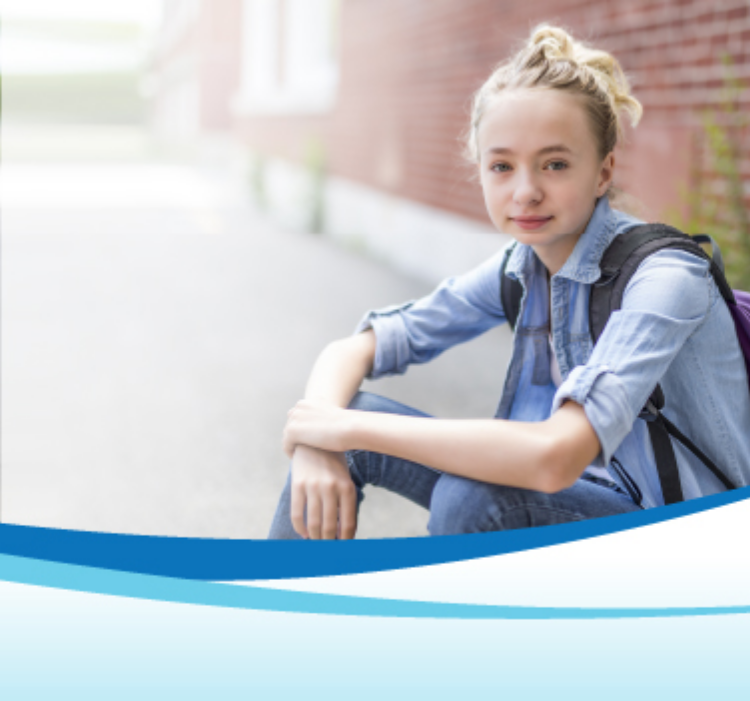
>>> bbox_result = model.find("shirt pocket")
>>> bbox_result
[568,332,593,369]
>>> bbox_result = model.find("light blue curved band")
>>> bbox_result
[1,553,748,620]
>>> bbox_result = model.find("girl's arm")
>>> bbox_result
[287,331,376,540]
[287,248,508,539]
[303,330,376,406]
[284,399,601,494]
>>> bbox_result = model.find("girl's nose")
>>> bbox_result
[513,172,543,206]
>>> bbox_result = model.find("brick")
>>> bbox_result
[208,0,750,223]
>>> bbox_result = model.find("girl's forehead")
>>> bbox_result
[478,89,593,154]
[485,87,584,116]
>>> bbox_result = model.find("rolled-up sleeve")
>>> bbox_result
[551,248,713,467]
[354,246,510,379]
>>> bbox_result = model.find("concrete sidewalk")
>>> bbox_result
[2,157,512,539]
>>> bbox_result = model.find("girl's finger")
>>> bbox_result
[306,492,322,540]
[338,487,357,540]
[290,483,308,539]
[321,487,339,540]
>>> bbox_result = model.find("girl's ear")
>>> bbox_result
[596,152,616,197]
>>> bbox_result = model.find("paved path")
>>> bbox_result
[2,156,512,539]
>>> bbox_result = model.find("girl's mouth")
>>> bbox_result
[512,216,553,231]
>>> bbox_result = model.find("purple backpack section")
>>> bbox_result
[729,288,750,393]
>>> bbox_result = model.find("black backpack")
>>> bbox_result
[499,223,739,505]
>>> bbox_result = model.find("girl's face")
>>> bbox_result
[477,88,615,274]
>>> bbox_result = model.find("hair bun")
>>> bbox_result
[523,23,642,131]
[526,25,577,63]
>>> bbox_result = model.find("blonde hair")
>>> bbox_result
[464,24,643,165]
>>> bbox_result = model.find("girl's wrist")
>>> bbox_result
[344,409,369,453]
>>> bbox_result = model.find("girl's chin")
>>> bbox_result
[508,230,557,244]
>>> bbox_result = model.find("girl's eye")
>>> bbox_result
[491,162,511,173]
[546,160,569,171]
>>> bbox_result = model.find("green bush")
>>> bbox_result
[665,54,750,290]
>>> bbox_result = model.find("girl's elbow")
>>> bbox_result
[535,466,573,494]
[542,467,581,494]
[535,404,600,493]
[534,440,584,494]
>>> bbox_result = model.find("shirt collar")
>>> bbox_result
[505,195,620,285]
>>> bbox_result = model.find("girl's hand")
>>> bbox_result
[283,399,354,458]
[290,444,358,540]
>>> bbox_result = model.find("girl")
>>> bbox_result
[268,23,750,540]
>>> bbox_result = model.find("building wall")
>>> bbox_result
[199,0,243,130]
[236,0,750,224]
[151,0,243,138]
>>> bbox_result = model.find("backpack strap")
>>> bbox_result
[590,223,738,504]
[500,242,523,330]
[590,223,735,343]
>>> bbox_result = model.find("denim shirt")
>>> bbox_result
[354,195,750,508]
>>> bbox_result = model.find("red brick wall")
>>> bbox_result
[153,0,243,132]
[236,0,750,224]
[198,0,243,130]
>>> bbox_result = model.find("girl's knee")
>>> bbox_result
[428,474,505,535]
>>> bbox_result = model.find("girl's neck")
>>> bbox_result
[530,204,598,275]
[532,237,580,277]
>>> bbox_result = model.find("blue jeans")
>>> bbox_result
[267,391,642,539]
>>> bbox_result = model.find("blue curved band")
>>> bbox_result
[0,486,747,581]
